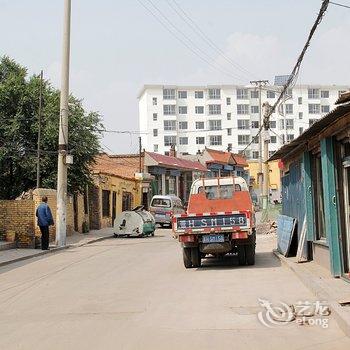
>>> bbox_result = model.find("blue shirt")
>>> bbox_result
[36,203,54,227]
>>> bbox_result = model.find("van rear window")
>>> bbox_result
[151,198,171,208]
[197,184,240,199]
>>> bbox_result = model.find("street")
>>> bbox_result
[0,229,349,350]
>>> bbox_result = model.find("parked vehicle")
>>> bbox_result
[114,206,156,237]
[172,177,256,268]
[149,195,185,227]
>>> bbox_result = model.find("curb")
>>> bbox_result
[273,249,350,337]
[0,235,113,268]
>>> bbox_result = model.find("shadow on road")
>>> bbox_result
[197,251,281,270]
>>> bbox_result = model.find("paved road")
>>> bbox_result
[0,229,349,350]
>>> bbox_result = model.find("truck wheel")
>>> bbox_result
[237,245,246,266]
[183,247,192,268]
[245,244,255,265]
[191,247,201,268]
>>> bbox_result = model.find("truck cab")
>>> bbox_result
[173,177,256,268]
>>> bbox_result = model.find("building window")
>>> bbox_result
[163,104,176,115]
[286,119,294,129]
[209,120,222,130]
[178,91,187,99]
[237,88,248,99]
[269,151,275,158]
[299,112,303,119]
[270,135,277,143]
[309,119,317,127]
[286,88,293,97]
[237,104,249,115]
[178,106,187,114]
[163,88,175,99]
[195,90,204,99]
[287,134,294,142]
[179,121,188,130]
[285,104,293,115]
[299,127,303,135]
[251,121,259,129]
[298,97,302,105]
[308,104,320,114]
[270,120,276,128]
[279,119,285,130]
[251,105,259,114]
[321,90,329,98]
[164,135,176,146]
[195,106,204,114]
[195,121,204,129]
[209,135,222,145]
[267,91,276,98]
[227,143,232,152]
[153,113,157,121]
[102,190,110,217]
[253,135,259,144]
[252,151,259,159]
[164,120,176,131]
[208,104,221,115]
[153,129,158,137]
[237,119,250,129]
[227,112,231,120]
[196,136,205,145]
[227,128,232,136]
[308,88,319,99]
[226,97,231,105]
[208,88,220,99]
[122,192,133,212]
[152,97,157,106]
[179,137,188,145]
[251,90,259,99]
[154,144,158,152]
[238,135,250,145]
[321,105,330,114]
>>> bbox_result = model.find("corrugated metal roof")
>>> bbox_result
[269,102,350,161]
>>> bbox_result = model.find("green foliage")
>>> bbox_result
[0,56,103,199]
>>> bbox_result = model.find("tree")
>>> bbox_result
[0,56,103,199]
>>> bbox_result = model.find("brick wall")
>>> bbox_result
[0,200,35,248]
[0,188,88,248]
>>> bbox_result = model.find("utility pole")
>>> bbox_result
[36,70,43,188]
[250,80,269,206]
[139,136,142,173]
[262,102,272,219]
[56,0,71,247]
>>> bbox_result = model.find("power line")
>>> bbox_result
[165,0,256,80]
[267,0,330,118]
[136,0,247,82]
[330,1,350,9]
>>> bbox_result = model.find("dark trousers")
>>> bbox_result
[39,226,50,250]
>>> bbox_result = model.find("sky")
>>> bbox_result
[1,0,350,153]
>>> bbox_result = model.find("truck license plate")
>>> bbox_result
[202,234,224,243]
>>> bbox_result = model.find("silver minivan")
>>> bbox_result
[149,195,185,227]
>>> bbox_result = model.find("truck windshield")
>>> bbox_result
[151,198,171,208]
[197,184,240,199]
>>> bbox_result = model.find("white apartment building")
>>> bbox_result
[138,84,350,159]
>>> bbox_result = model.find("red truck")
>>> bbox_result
[173,177,256,268]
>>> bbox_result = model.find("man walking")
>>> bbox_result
[36,196,54,250]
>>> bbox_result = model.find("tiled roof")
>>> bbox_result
[91,154,138,180]
[147,152,207,172]
[205,148,248,167]
[232,154,248,167]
